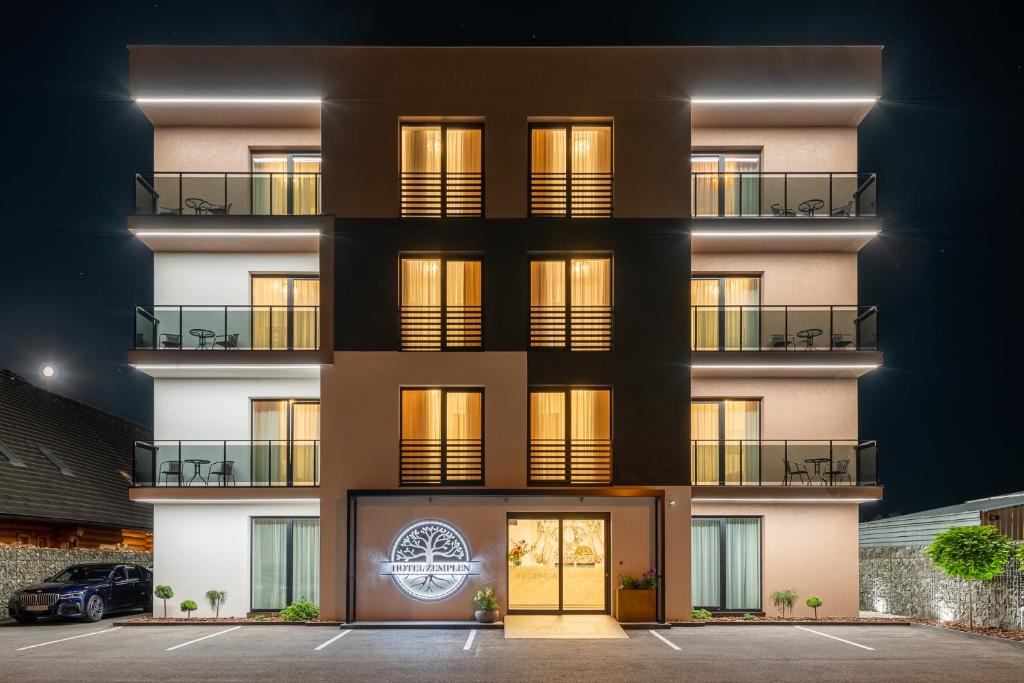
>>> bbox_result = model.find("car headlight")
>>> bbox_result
[59,591,85,600]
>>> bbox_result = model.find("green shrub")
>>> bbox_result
[691,608,712,620]
[279,598,320,622]
[154,585,174,618]
[926,525,1013,628]
[180,599,198,619]
[472,586,498,611]
[254,614,268,622]
[806,596,823,619]
[205,590,227,618]
[741,612,755,621]
[618,568,659,590]
[770,589,798,618]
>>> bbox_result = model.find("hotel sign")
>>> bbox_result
[380,519,480,601]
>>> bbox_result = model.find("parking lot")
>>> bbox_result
[2,617,1024,681]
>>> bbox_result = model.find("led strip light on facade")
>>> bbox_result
[131,364,322,371]
[690,97,879,105]
[132,231,321,237]
[134,97,322,105]
[691,364,880,370]
[691,230,880,238]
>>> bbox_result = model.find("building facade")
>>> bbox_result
[126,46,883,621]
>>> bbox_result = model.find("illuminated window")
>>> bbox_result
[401,388,484,485]
[691,151,761,217]
[530,256,612,350]
[691,399,761,486]
[691,276,761,351]
[400,256,482,350]
[401,123,483,217]
[529,388,612,485]
[530,123,612,217]
[251,152,321,215]
[251,275,320,350]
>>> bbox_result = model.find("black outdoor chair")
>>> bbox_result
[771,203,796,217]
[214,333,240,350]
[831,199,855,217]
[769,334,795,349]
[825,459,852,484]
[784,459,810,485]
[208,460,236,486]
[158,460,184,485]
[831,333,855,349]
[159,333,182,349]
[184,198,212,214]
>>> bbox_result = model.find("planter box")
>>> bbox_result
[614,588,657,622]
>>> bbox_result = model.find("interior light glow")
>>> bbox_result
[691,364,880,370]
[132,231,321,237]
[134,97,321,105]
[691,230,880,238]
[691,97,878,105]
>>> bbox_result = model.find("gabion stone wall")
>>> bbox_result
[860,546,1024,629]
[0,546,153,619]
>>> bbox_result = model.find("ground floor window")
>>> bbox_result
[692,517,761,611]
[251,517,320,611]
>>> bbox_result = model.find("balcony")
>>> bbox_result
[528,438,613,486]
[530,305,614,351]
[691,305,878,351]
[132,440,320,487]
[399,437,484,486]
[690,440,879,487]
[134,172,322,216]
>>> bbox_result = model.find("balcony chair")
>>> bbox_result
[831,199,855,217]
[207,203,232,215]
[770,203,796,217]
[159,333,182,349]
[208,460,236,486]
[783,459,810,485]
[214,333,240,350]
[158,460,183,486]
[825,459,852,484]
[184,197,212,214]
[831,333,855,349]
[769,334,795,349]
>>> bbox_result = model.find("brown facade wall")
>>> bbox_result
[154,127,320,171]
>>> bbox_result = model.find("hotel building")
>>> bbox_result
[126,46,883,621]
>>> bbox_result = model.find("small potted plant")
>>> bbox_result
[508,540,529,567]
[472,586,500,623]
[614,566,658,623]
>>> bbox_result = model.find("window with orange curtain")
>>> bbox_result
[530,256,612,350]
[400,256,482,350]
[251,399,320,486]
[690,276,760,351]
[690,399,761,485]
[530,123,612,217]
[401,123,482,217]
[400,388,483,485]
[252,275,320,350]
[529,388,611,485]
[252,152,321,216]
[690,152,761,217]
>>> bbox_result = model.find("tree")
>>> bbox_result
[180,600,198,620]
[770,589,797,618]
[154,585,174,618]
[806,596,823,619]
[925,525,1012,628]
[205,590,227,618]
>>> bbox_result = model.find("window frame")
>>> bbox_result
[528,121,614,218]
[527,386,614,487]
[249,272,321,351]
[399,386,486,486]
[398,253,485,351]
[249,150,322,215]
[529,252,614,351]
[690,149,762,218]
[249,397,321,487]
[691,515,764,613]
[249,516,320,613]
[399,122,485,218]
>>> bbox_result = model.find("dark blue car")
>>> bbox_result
[8,563,152,624]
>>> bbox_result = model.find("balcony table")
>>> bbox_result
[189,328,216,349]
[182,458,210,485]
[797,199,825,216]
[797,328,823,349]
[804,457,832,485]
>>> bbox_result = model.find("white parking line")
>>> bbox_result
[314,629,352,651]
[463,629,477,650]
[649,629,681,651]
[16,626,123,651]
[793,625,876,651]
[165,625,243,651]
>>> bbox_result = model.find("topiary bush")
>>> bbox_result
[154,585,174,618]
[806,596,823,619]
[205,590,227,618]
[180,599,198,619]
[279,598,320,622]
[926,525,1013,628]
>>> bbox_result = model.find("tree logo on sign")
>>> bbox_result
[384,520,474,601]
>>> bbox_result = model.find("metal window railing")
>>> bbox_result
[134,305,320,351]
[690,305,878,352]
[399,305,483,351]
[132,440,320,487]
[528,438,613,486]
[530,305,613,351]
[529,172,613,217]
[400,171,483,217]
[399,438,484,486]
[690,439,879,486]
[690,171,877,218]
[134,171,323,216]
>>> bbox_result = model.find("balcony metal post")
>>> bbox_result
[828,441,834,485]
[828,172,833,216]
[829,306,835,350]
[223,173,228,210]
[178,173,183,214]
[221,441,227,487]
[178,305,183,351]
[758,440,762,486]
[783,173,788,216]
[784,306,789,351]
[784,441,789,486]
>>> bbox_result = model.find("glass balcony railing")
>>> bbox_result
[690,305,878,351]
[134,172,323,216]
[691,172,877,218]
[690,439,879,486]
[134,305,320,351]
[133,440,320,487]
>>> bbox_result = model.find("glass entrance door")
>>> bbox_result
[507,513,609,613]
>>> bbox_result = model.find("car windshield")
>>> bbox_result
[47,566,114,582]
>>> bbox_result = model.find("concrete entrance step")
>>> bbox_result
[504,614,628,639]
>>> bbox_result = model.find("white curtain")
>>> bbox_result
[691,519,721,608]
[724,400,761,485]
[251,518,287,610]
[725,518,761,610]
[292,519,320,605]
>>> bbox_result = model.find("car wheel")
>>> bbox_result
[83,595,105,622]
[14,614,37,625]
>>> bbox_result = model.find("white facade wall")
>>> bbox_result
[152,502,319,617]
[154,252,319,305]
[153,378,319,440]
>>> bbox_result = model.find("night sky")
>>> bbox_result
[2,1,1021,520]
